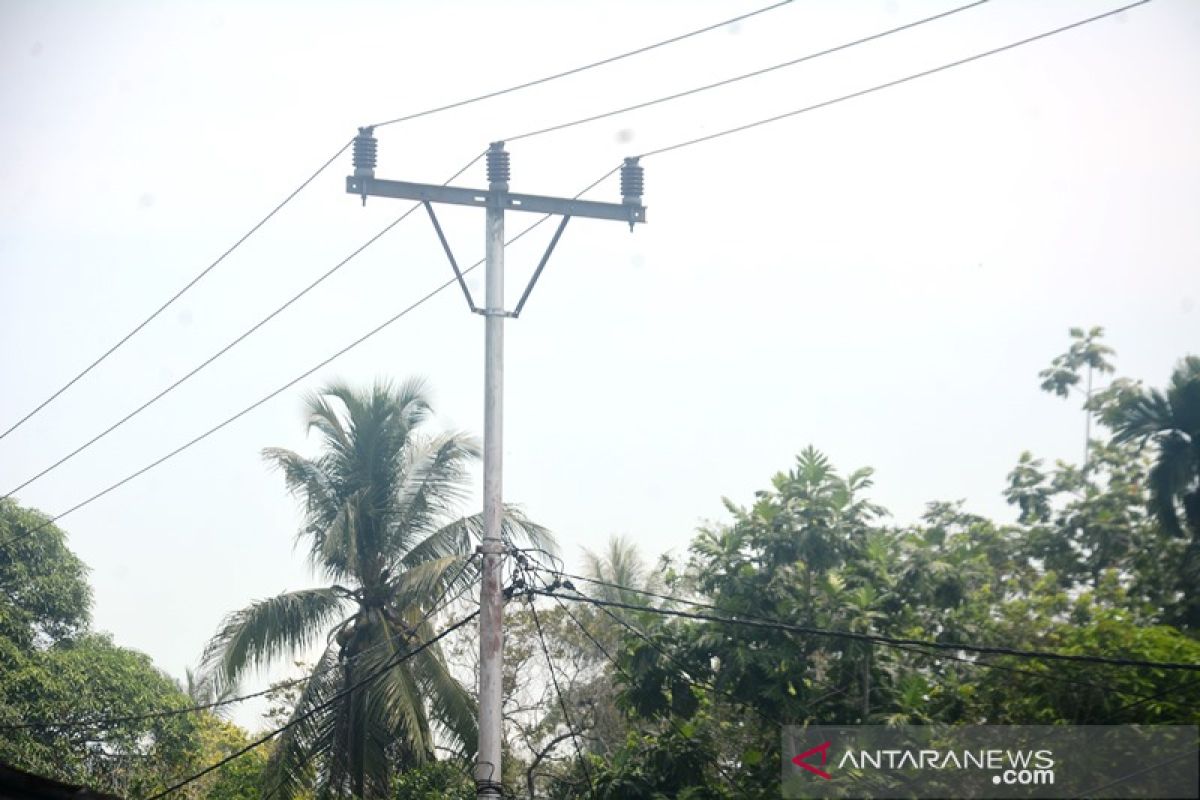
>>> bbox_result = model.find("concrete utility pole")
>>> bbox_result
[346,130,645,798]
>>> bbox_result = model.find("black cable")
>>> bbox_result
[507,0,988,142]
[517,550,830,728]
[530,561,1192,705]
[1072,748,1196,799]
[533,567,1199,679]
[530,558,1107,709]
[0,553,479,732]
[368,0,795,129]
[0,141,353,444]
[0,153,486,502]
[579,582,790,729]
[538,576,752,799]
[543,568,731,615]
[143,609,480,800]
[531,588,1200,672]
[523,570,596,797]
[546,573,1199,797]
[0,167,617,551]
[638,0,1154,159]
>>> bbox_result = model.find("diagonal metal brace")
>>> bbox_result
[423,201,479,314]
[510,216,571,319]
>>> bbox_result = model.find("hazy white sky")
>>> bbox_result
[2,0,1197,731]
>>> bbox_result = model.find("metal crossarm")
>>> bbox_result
[347,176,646,226]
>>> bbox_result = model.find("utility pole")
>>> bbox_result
[347,130,646,798]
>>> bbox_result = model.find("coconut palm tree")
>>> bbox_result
[581,535,663,605]
[182,666,237,719]
[1109,356,1200,626]
[200,379,552,799]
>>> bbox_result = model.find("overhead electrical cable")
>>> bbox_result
[533,573,752,797]
[0,153,485,502]
[523,557,1175,705]
[3,0,1143,498]
[521,569,596,795]
[0,0,1156,545]
[0,170,618,550]
[2,3,945,498]
[0,0,796,445]
[143,609,481,800]
[368,0,796,128]
[638,0,1154,159]
[505,0,989,142]
[531,587,1200,672]
[0,142,352,444]
[515,550,847,725]
[0,553,479,732]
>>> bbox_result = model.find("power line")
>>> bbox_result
[0,170,618,550]
[522,563,1200,696]
[535,574,753,798]
[1,1,796,444]
[639,0,1154,159]
[2,0,1157,543]
[507,0,988,142]
[515,550,848,727]
[521,571,595,796]
[522,558,1178,709]
[536,573,1199,797]
[0,1,792,500]
[0,153,485,502]
[144,609,480,800]
[1075,749,1198,800]
[0,554,479,733]
[0,141,352,444]
[11,0,943,499]
[531,587,1200,672]
[368,0,796,129]
[576,577,1165,713]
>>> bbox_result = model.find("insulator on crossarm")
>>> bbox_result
[352,127,377,206]
[487,142,510,188]
[353,127,377,176]
[621,157,644,230]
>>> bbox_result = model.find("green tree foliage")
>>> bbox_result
[200,379,553,799]
[1037,325,1115,399]
[566,333,1200,797]
[0,499,90,648]
[1,499,266,798]
[392,759,474,799]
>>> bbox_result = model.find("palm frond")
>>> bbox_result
[262,448,341,544]
[1111,389,1174,446]
[406,616,478,757]
[201,588,349,690]
[262,643,342,800]
[387,555,479,614]
[386,432,481,556]
[401,507,556,571]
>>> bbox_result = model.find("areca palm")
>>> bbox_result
[1109,356,1200,626]
[200,379,552,799]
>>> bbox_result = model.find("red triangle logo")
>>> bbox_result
[791,740,833,780]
